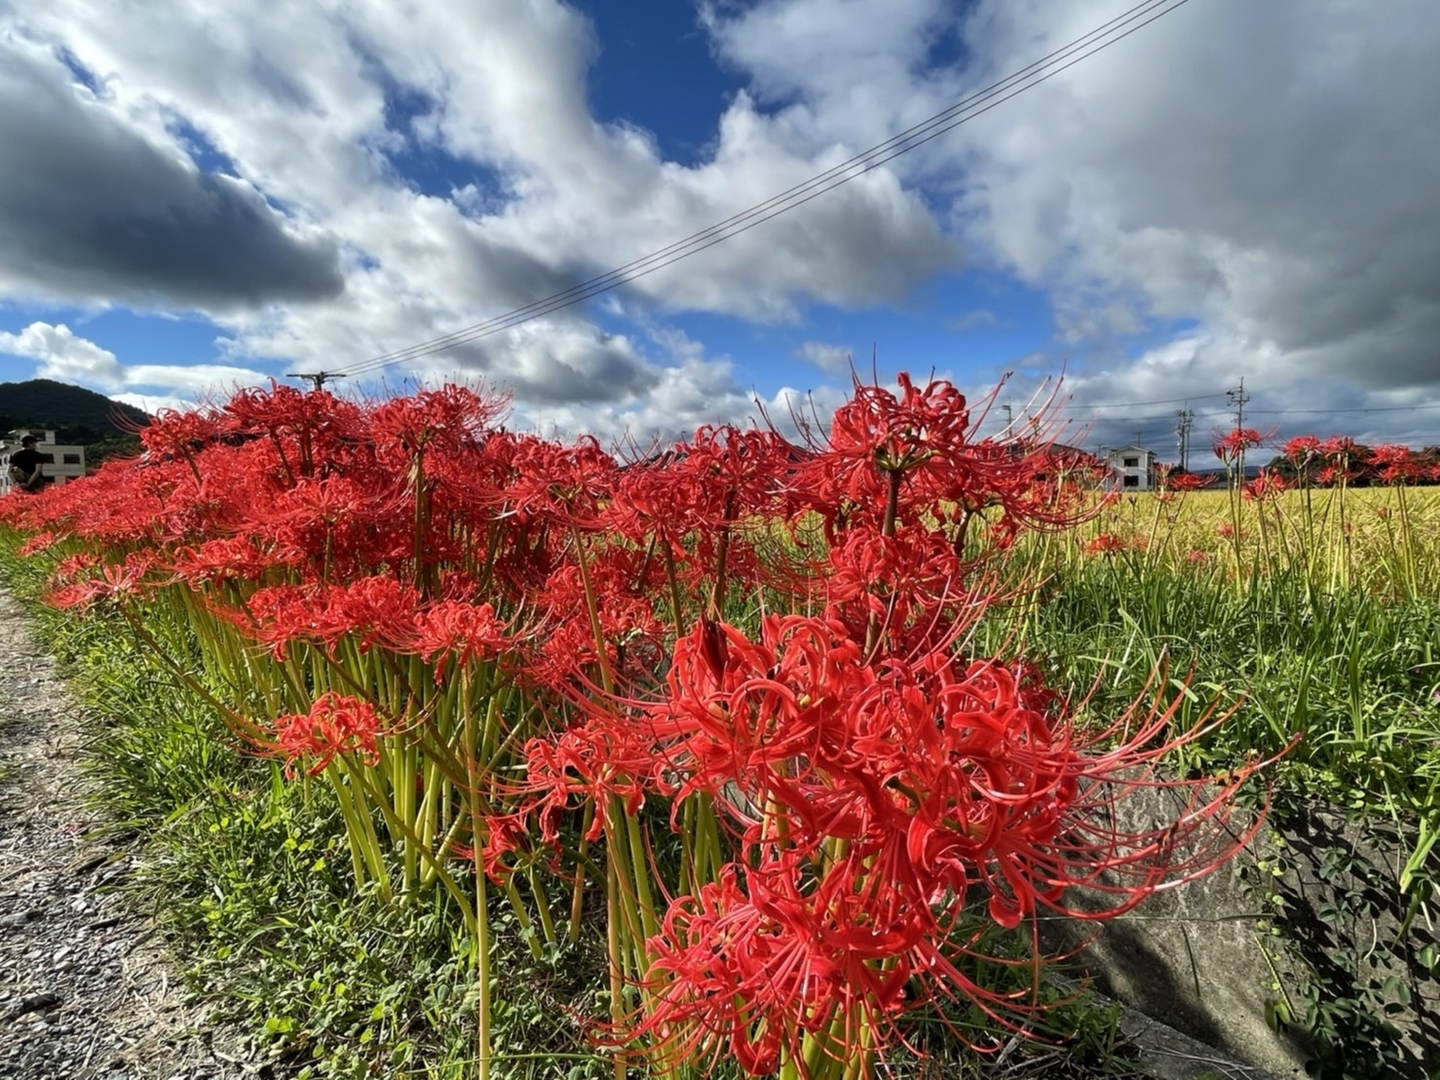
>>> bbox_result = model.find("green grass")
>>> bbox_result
[980,543,1440,1079]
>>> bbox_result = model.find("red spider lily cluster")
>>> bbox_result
[1084,532,1141,556]
[276,691,385,776]
[1,375,1276,1078]
[1230,431,1440,488]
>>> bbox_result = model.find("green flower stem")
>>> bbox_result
[462,686,493,1080]
[326,763,392,899]
[504,877,544,960]
[569,800,595,944]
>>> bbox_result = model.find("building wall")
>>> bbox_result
[1105,447,1158,491]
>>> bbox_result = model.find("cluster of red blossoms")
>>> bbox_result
[564,617,1250,1072]
[2,376,1274,1074]
[1208,430,1440,489]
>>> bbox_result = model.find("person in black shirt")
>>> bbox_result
[7,435,46,492]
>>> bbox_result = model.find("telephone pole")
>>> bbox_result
[1175,408,1193,471]
[1226,377,1252,483]
[1227,377,1249,430]
[286,371,347,391]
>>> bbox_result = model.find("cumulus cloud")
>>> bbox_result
[0,0,972,447]
[407,319,660,406]
[947,309,1001,332]
[0,321,270,398]
[7,0,953,348]
[703,0,1440,444]
[0,321,125,386]
[947,0,1440,395]
[6,0,1439,449]
[0,37,344,309]
[795,340,853,373]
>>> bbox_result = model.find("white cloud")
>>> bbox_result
[0,321,269,398]
[123,363,272,395]
[4,0,1439,449]
[703,0,1440,444]
[947,0,1440,392]
[3,0,954,393]
[110,391,201,416]
[0,321,125,386]
[795,340,853,373]
[947,309,1001,332]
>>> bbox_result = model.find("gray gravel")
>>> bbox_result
[0,588,260,1080]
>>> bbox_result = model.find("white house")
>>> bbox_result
[1104,445,1158,491]
[1,429,87,494]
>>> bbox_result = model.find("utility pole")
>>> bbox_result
[1227,377,1249,431]
[286,371,347,392]
[1175,408,1193,471]
[1226,377,1251,482]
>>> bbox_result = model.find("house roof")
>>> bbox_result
[1106,444,1155,456]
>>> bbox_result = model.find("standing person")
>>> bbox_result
[7,435,46,493]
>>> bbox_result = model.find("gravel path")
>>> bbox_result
[0,588,259,1080]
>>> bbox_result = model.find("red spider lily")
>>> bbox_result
[1154,465,1213,493]
[137,404,231,463]
[633,855,958,1076]
[797,374,1089,549]
[829,371,972,476]
[1369,444,1424,485]
[274,691,385,776]
[824,522,979,645]
[239,576,422,658]
[1311,436,1363,487]
[576,613,1277,1075]
[16,532,57,556]
[369,384,507,454]
[411,599,513,671]
[169,535,277,585]
[500,435,618,529]
[44,552,166,612]
[1085,533,1128,556]
[1242,470,1288,502]
[1211,427,1265,464]
[1283,435,1320,460]
[6,374,1285,1080]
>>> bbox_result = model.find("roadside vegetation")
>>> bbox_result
[1,378,1435,1079]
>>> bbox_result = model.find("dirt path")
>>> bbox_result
[0,587,259,1080]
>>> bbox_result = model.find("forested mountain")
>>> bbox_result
[0,379,151,444]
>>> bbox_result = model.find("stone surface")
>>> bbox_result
[1042,785,1440,1079]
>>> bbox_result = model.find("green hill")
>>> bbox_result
[0,378,151,444]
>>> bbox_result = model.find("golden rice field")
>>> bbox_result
[1054,484,1440,598]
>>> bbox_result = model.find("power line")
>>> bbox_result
[1056,392,1227,409]
[1069,402,1440,420]
[1245,403,1440,415]
[330,0,1193,382]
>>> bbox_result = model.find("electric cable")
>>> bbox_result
[332,0,1193,380]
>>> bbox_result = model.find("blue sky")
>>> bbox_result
[3,0,1440,453]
